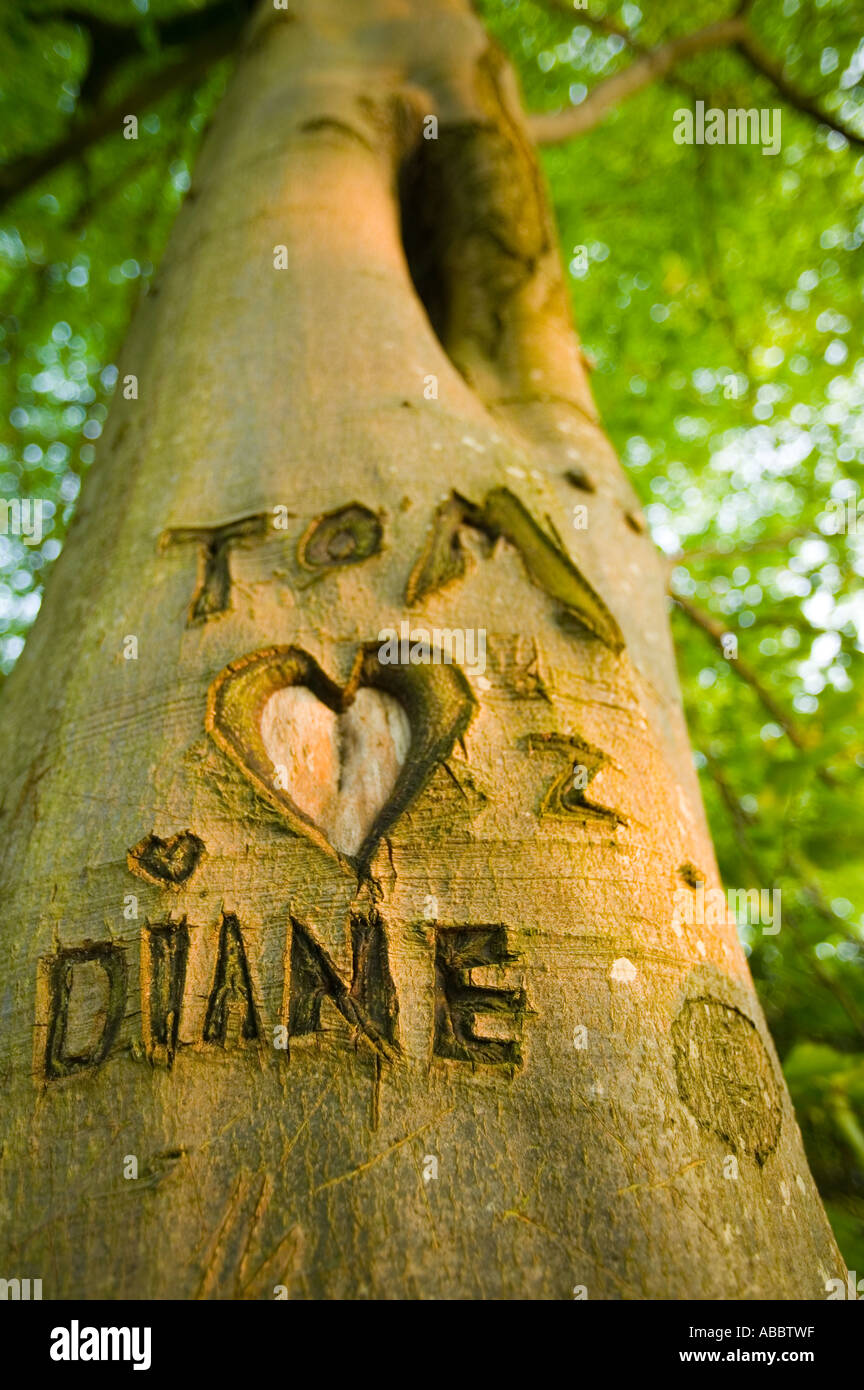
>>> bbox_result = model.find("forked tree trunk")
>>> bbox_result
[0,0,845,1299]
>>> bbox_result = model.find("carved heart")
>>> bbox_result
[260,686,410,856]
[127,830,205,887]
[206,645,476,866]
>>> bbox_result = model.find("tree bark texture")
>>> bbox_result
[0,0,846,1299]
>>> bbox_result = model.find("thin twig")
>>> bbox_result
[527,16,747,144]
[528,5,864,149]
[670,589,808,748]
[0,26,239,211]
[736,28,864,151]
[667,527,815,567]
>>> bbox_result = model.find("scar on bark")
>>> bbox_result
[564,469,646,537]
[127,829,205,887]
[397,44,576,402]
[298,117,376,154]
[678,862,706,889]
[158,512,271,624]
[399,116,546,367]
[672,996,781,1164]
[487,634,549,701]
[563,466,596,493]
[433,925,528,1067]
[521,731,625,826]
[297,503,383,571]
[406,487,623,651]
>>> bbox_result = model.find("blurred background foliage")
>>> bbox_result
[1,0,862,1272]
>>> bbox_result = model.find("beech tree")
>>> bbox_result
[0,0,861,1299]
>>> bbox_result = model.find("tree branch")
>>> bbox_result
[669,588,809,750]
[667,527,815,567]
[527,16,747,144]
[735,28,864,150]
[0,25,238,212]
[528,6,864,149]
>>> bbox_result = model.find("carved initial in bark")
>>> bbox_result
[298,503,383,571]
[159,513,271,624]
[204,912,260,1049]
[142,919,190,1067]
[40,943,127,1080]
[406,487,623,650]
[434,925,528,1066]
[521,731,625,826]
[289,911,398,1058]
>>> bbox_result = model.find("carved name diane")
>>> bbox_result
[36,910,528,1082]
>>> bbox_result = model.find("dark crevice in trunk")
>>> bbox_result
[397,108,553,388]
[398,138,453,353]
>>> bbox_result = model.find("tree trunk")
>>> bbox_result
[0,0,845,1299]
